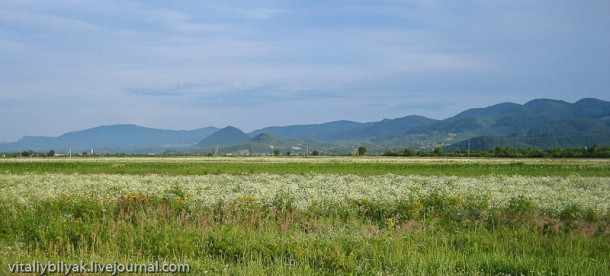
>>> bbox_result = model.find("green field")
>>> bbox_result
[1,156,609,176]
[1,157,608,275]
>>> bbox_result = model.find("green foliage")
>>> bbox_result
[273,149,280,156]
[448,136,610,157]
[1,192,607,274]
[560,204,584,221]
[508,195,537,213]
[403,148,415,156]
[357,146,367,156]
[312,150,320,156]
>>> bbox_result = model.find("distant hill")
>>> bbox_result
[433,98,610,151]
[0,124,218,153]
[333,115,438,141]
[382,98,610,150]
[447,131,610,151]
[248,116,438,142]
[2,98,608,155]
[197,126,250,148]
[251,132,280,144]
[199,132,339,156]
[406,98,608,136]
[248,120,366,140]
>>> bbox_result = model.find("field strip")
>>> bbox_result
[2,157,610,176]
[3,156,610,164]
[1,173,608,213]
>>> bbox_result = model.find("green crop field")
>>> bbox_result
[1,156,609,176]
[1,157,609,275]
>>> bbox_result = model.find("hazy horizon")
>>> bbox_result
[3,97,608,142]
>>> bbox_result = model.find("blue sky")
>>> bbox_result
[1,0,609,142]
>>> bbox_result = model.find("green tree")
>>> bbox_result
[285,151,291,156]
[357,146,367,156]
[433,147,444,156]
[589,144,600,153]
[494,146,505,157]
[312,150,320,156]
[273,149,280,156]
[403,148,415,156]
[21,151,30,157]
[48,149,55,157]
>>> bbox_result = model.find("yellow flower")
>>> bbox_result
[408,201,424,212]
[386,218,395,233]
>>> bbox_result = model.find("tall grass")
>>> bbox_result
[1,190,608,274]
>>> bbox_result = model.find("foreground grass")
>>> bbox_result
[1,158,608,274]
[1,157,609,176]
[1,194,608,275]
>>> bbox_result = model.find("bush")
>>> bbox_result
[508,195,537,213]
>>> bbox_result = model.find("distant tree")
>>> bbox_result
[357,146,367,156]
[48,149,55,157]
[433,147,444,156]
[589,144,600,153]
[21,151,30,157]
[273,149,280,156]
[312,150,320,156]
[286,151,291,156]
[403,148,415,157]
[494,146,505,157]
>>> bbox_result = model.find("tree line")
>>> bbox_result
[382,144,610,158]
[3,145,610,158]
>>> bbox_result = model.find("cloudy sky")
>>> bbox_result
[1,1,609,142]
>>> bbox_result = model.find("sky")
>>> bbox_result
[1,0,609,142]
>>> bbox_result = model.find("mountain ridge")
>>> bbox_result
[1,98,608,154]
[0,124,219,154]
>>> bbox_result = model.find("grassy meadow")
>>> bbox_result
[0,157,608,275]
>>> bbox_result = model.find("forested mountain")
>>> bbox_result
[2,98,608,154]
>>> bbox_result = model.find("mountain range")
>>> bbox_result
[1,98,608,154]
